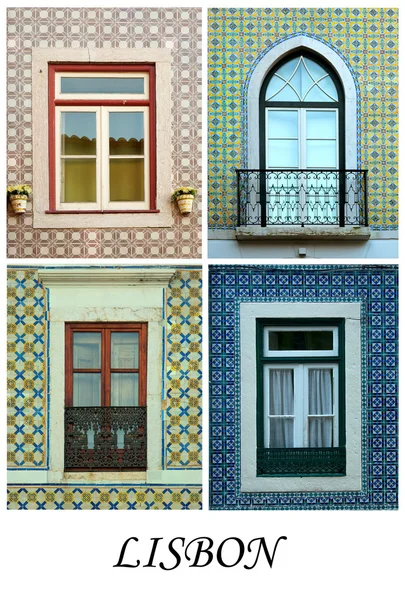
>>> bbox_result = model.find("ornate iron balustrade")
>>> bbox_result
[257,447,346,476]
[65,406,147,471]
[236,169,368,227]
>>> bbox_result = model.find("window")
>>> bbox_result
[49,64,156,213]
[256,319,346,477]
[64,323,147,472]
[260,52,344,172]
[257,51,345,225]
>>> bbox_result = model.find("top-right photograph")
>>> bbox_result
[208,7,398,259]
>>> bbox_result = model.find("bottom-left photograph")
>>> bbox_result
[7,265,202,510]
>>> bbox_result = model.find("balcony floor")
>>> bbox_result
[235,225,371,241]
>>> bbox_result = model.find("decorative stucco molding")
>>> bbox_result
[38,268,176,288]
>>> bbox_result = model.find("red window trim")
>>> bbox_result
[48,63,156,212]
[65,322,148,408]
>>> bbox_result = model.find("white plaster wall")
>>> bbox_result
[240,302,362,493]
[208,237,398,259]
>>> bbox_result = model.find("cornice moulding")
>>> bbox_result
[38,268,177,288]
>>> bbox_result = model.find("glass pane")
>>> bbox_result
[270,418,294,448]
[309,417,333,447]
[269,369,294,415]
[73,373,101,406]
[73,332,101,369]
[61,158,96,203]
[306,140,337,168]
[109,112,144,155]
[268,330,334,351]
[267,140,298,168]
[111,373,139,406]
[111,332,139,369]
[266,82,299,102]
[306,111,336,139]
[61,112,96,155]
[109,158,144,202]
[308,369,333,414]
[267,110,298,139]
[61,76,144,95]
[305,84,336,102]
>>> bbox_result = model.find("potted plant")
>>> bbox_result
[7,184,32,214]
[171,187,197,216]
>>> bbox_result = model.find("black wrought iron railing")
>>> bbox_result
[65,406,147,471]
[236,169,368,227]
[257,447,346,477]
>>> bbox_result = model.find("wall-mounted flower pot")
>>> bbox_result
[176,194,194,215]
[10,195,28,214]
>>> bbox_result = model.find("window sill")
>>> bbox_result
[45,209,160,214]
[33,205,173,228]
[235,225,371,241]
[62,471,147,483]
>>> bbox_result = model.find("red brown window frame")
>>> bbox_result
[65,322,148,407]
[48,63,157,214]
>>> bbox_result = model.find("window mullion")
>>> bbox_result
[295,365,304,447]
[100,106,109,210]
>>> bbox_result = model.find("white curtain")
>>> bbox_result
[308,368,333,447]
[269,369,294,448]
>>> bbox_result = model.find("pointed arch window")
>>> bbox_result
[260,51,344,173]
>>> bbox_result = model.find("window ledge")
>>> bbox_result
[235,225,371,241]
[45,209,161,215]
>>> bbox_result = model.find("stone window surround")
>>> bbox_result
[247,36,358,172]
[32,48,173,229]
[9,268,201,487]
[240,302,362,493]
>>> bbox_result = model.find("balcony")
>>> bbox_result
[65,406,147,471]
[236,169,369,238]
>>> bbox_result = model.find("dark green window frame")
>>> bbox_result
[256,318,346,477]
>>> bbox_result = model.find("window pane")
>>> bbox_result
[269,369,294,414]
[109,158,144,202]
[111,373,139,406]
[73,332,101,369]
[61,112,96,155]
[267,140,298,168]
[306,111,336,139]
[61,158,97,203]
[73,373,101,406]
[268,330,334,351]
[308,368,333,414]
[267,110,298,139]
[109,112,144,155]
[306,140,337,168]
[270,418,294,448]
[111,332,139,369]
[309,417,333,447]
[305,84,336,102]
[61,76,144,95]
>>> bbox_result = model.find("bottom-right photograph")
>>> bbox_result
[209,264,398,510]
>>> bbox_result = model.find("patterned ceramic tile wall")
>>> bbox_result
[7,7,202,258]
[7,485,202,510]
[7,267,202,474]
[208,8,398,230]
[209,265,398,510]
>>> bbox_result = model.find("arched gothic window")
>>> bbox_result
[259,51,345,172]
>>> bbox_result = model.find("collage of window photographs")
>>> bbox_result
[4,3,400,593]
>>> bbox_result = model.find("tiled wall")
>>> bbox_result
[7,267,202,510]
[7,7,202,258]
[208,7,398,230]
[209,265,398,510]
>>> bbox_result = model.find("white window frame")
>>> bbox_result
[240,302,362,493]
[32,47,173,229]
[56,106,149,211]
[55,71,149,101]
[265,107,339,170]
[263,363,339,448]
[263,324,339,357]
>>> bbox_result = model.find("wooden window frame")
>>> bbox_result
[48,63,157,214]
[65,322,147,408]
[256,318,346,477]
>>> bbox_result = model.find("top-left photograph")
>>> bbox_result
[6,7,202,258]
